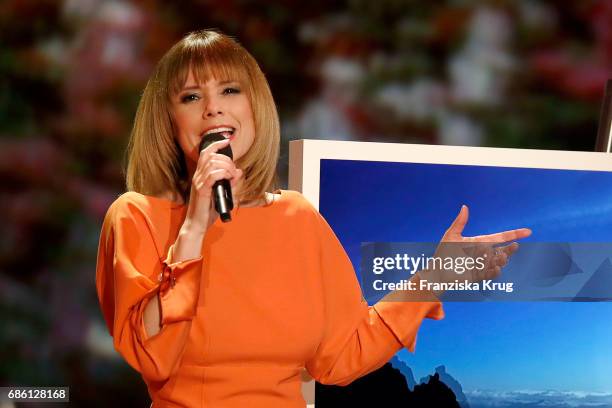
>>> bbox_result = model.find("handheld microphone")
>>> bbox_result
[198,133,233,222]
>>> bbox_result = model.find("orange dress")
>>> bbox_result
[95,189,443,407]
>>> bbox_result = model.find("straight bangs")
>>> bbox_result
[166,40,253,102]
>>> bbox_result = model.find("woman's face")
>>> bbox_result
[171,70,255,165]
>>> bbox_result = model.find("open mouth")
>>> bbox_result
[202,127,235,140]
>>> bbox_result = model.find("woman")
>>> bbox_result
[96,30,530,407]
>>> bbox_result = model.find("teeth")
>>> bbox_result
[204,127,234,136]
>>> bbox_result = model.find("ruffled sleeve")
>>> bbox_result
[305,210,444,386]
[95,197,203,382]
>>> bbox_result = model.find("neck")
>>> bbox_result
[186,158,197,181]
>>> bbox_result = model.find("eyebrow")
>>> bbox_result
[179,80,240,91]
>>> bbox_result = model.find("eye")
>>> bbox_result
[180,93,200,103]
[223,87,241,95]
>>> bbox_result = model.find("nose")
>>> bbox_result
[203,96,223,118]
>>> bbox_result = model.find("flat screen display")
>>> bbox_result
[290,140,612,407]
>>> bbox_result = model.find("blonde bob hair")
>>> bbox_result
[125,30,280,204]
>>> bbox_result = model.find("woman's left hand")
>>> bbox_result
[422,205,532,290]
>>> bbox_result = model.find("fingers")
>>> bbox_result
[208,152,235,166]
[501,242,519,257]
[445,205,469,238]
[467,242,519,282]
[487,242,520,278]
[500,242,520,266]
[200,165,243,189]
[203,168,234,188]
[199,137,230,158]
[192,138,244,198]
[493,248,508,267]
[204,158,240,179]
[197,139,231,165]
[470,228,532,244]
[195,139,240,179]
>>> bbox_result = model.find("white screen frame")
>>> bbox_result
[289,139,612,210]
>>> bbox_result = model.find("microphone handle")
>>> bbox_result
[213,179,233,222]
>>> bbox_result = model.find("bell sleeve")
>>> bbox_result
[95,198,203,382]
[305,210,444,386]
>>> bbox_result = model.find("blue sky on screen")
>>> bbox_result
[319,159,612,392]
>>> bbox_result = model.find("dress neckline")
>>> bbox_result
[140,190,284,211]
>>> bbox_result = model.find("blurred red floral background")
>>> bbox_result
[0,0,610,405]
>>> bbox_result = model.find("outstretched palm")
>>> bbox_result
[425,205,532,288]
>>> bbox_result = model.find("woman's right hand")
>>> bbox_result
[186,138,243,232]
